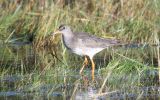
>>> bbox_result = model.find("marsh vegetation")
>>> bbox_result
[0,0,160,99]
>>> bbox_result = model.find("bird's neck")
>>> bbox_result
[61,32,75,50]
[62,31,74,39]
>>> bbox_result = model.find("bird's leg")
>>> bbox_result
[90,58,95,81]
[79,56,88,74]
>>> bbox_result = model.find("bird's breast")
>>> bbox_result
[73,47,104,58]
[62,35,75,51]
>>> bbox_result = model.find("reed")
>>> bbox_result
[0,0,159,99]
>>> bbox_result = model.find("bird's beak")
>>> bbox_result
[51,30,61,36]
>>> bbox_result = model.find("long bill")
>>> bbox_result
[51,30,61,36]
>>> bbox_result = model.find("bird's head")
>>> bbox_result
[52,25,72,36]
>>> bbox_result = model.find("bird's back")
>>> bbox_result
[74,32,120,49]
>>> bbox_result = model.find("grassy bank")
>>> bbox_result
[0,0,160,99]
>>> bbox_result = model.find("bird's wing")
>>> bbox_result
[75,32,120,48]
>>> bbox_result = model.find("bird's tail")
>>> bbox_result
[115,43,160,48]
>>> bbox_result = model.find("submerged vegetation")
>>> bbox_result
[0,0,160,99]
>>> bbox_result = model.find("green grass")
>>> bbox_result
[0,0,160,99]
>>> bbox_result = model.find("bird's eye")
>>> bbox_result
[59,25,65,31]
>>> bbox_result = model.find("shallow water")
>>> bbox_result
[0,43,160,100]
[0,75,160,100]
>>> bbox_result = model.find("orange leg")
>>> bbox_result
[90,58,95,81]
[79,56,88,74]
